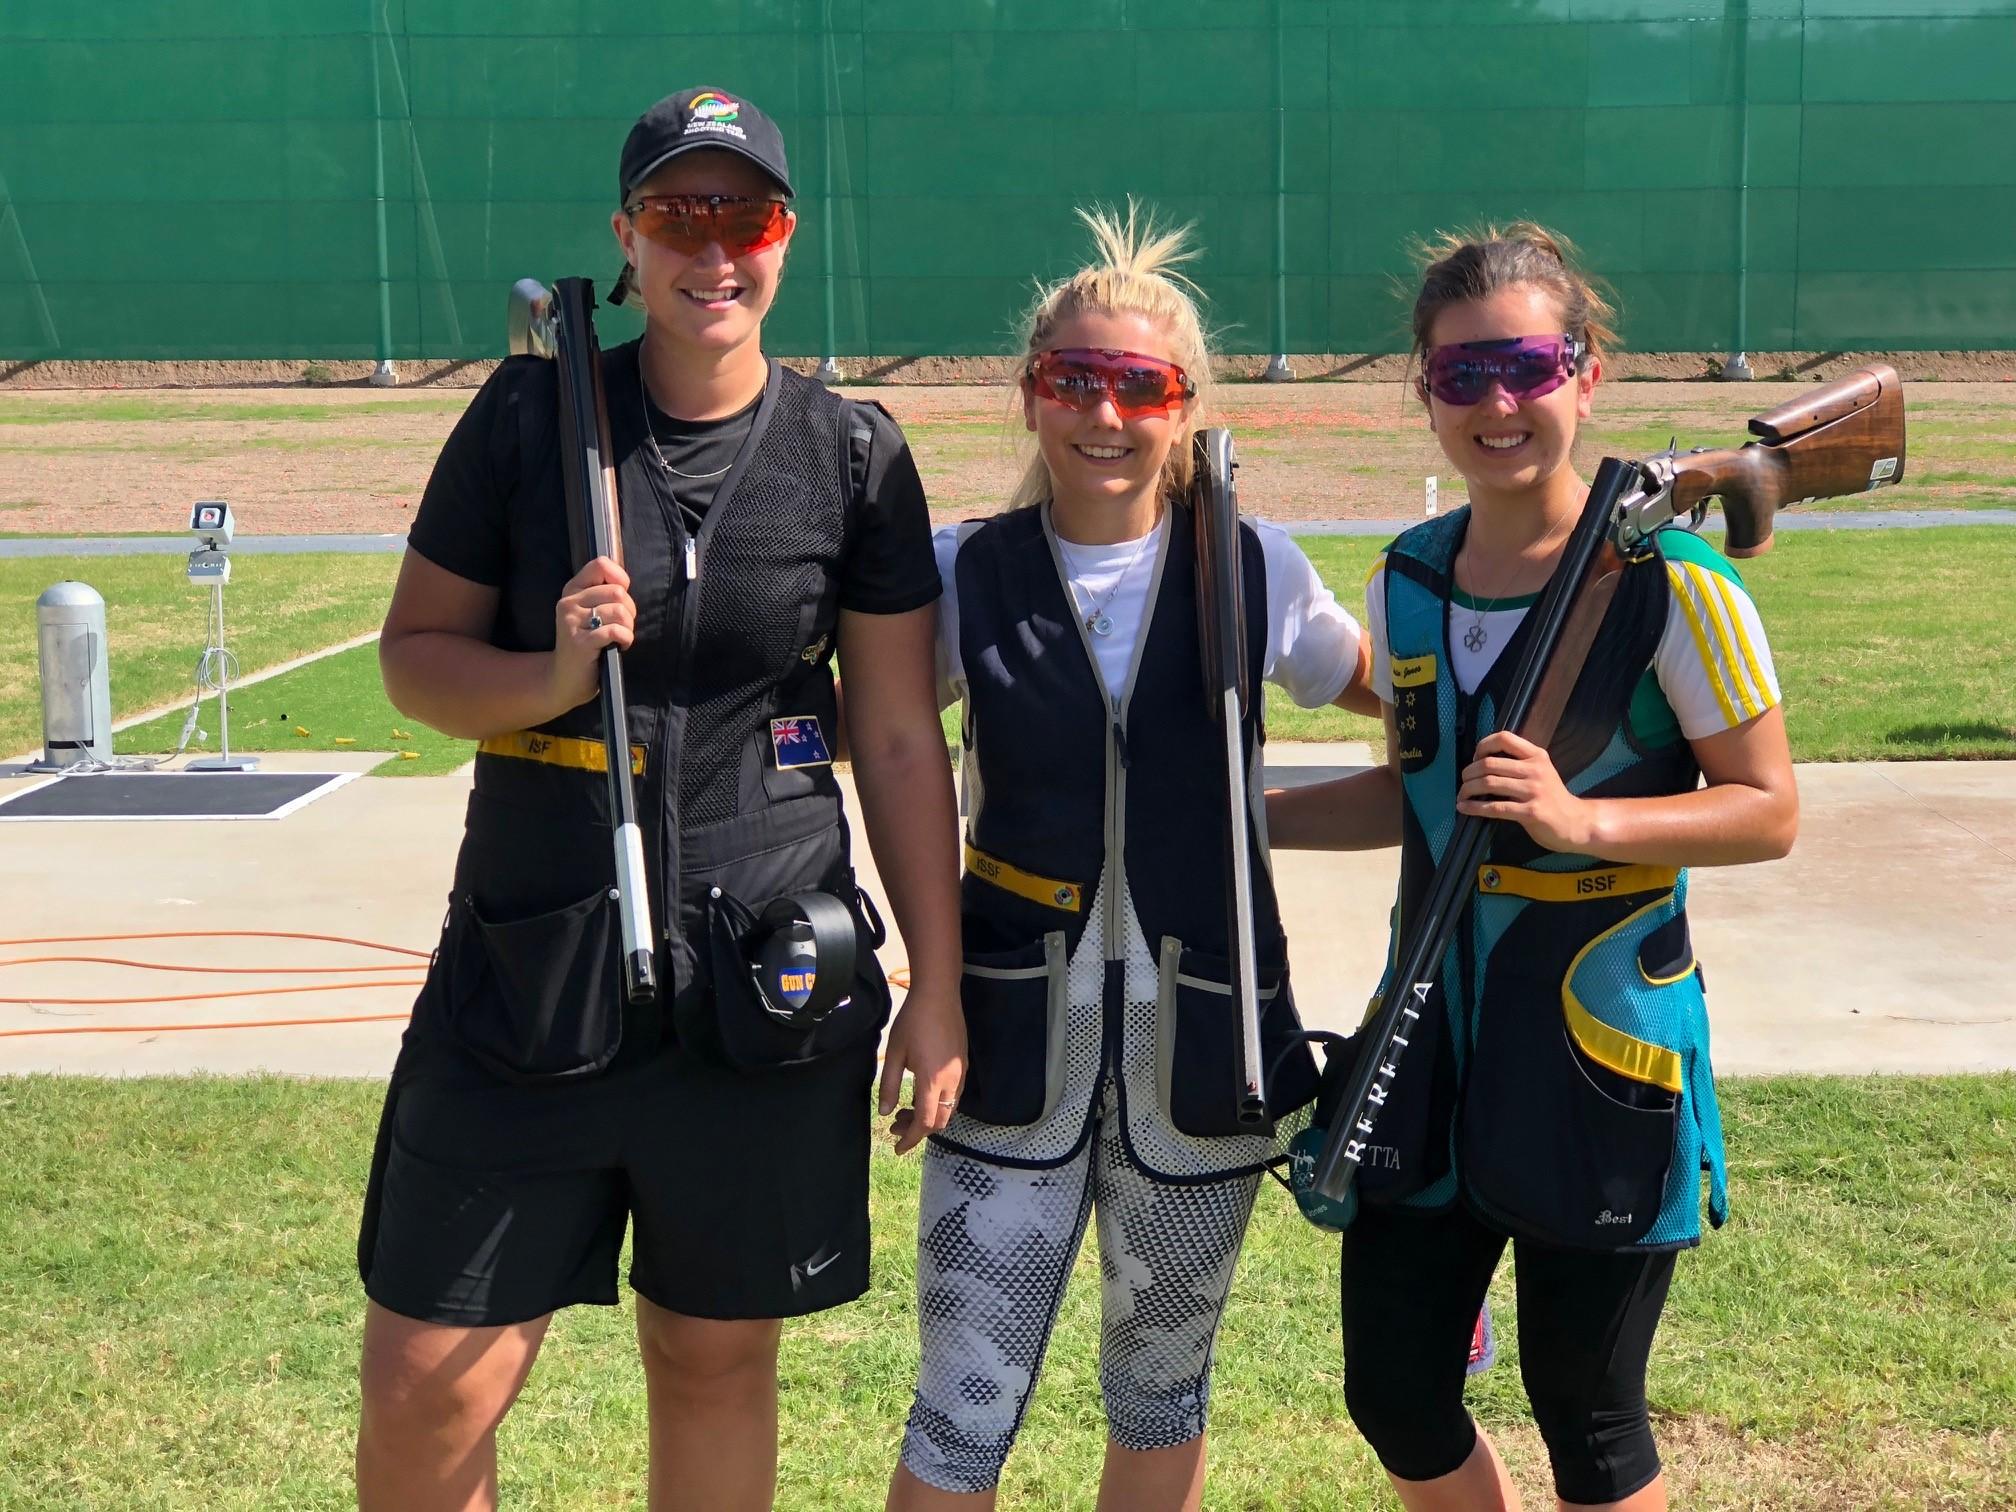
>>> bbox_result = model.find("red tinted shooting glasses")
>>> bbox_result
[1027,348,1196,420]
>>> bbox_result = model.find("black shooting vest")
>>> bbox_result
[941,501,1319,1161]
[1360,510,1728,1250]
[438,349,889,1076]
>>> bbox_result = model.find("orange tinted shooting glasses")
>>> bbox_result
[625,194,792,257]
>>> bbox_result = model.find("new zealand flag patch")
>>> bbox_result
[770,716,833,769]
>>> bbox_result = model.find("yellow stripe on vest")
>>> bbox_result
[1475,863,1680,903]
[1561,896,1686,1093]
[964,843,1084,913]
[478,730,646,777]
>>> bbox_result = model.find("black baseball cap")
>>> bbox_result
[618,88,794,203]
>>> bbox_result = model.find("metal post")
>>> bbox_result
[1264,0,1293,382]
[815,0,843,385]
[368,0,397,386]
[1722,0,1754,381]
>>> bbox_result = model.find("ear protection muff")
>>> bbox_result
[745,891,859,1028]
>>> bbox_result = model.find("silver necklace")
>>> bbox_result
[1065,518,1158,637]
[1457,508,1574,653]
[638,346,732,481]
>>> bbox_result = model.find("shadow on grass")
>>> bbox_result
[1882,722,2016,750]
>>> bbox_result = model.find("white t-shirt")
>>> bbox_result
[1364,534,1781,740]
[935,513,1361,711]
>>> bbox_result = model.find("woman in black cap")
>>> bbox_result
[354,87,964,1511]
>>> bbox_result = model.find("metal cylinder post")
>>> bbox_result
[1723,0,1755,381]
[1266,0,1293,382]
[32,581,113,771]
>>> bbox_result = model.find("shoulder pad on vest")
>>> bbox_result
[1389,508,1467,575]
[1651,523,1747,589]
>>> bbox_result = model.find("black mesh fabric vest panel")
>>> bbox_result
[670,367,847,830]
[455,356,858,1013]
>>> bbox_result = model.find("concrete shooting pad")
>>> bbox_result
[0,770,356,822]
[1,746,2011,1079]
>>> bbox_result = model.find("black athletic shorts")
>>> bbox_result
[1339,1200,1677,1506]
[357,1016,877,1328]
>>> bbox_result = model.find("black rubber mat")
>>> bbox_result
[0,772,351,820]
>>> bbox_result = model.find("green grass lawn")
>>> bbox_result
[1275,527,2016,760]
[0,1075,2007,1510]
[1,554,402,762]
[0,396,470,425]
[114,641,472,775]
[9,528,2016,771]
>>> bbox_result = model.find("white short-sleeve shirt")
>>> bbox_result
[935,513,1361,711]
[1363,532,1781,740]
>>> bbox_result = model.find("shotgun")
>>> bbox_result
[507,276,657,1006]
[1191,427,1270,1129]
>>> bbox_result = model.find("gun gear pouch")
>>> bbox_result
[693,881,892,1071]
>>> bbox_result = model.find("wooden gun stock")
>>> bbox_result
[1668,364,1905,557]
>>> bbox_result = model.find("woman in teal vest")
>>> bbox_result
[1270,224,1797,1511]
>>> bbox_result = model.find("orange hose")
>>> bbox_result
[1,956,427,975]
[1,980,425,1007]
[0,930,430,958]
[0,1012,413,1038]
[0,932,912,1036]
[0,929,427,1031]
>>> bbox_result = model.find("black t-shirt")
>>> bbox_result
[408,360,940,620]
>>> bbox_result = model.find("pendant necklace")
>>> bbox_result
[1068,517,1157,638]
[1458,506,1575,654]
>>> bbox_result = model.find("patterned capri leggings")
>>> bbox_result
[899,1078,1262,1494]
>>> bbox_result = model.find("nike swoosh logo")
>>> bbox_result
[803,1250,842,1277]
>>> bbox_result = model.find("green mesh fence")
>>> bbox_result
[2,0,2012,361]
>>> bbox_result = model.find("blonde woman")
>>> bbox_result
[885,205,1378,1512]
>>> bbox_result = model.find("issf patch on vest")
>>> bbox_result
[770,716,833,769]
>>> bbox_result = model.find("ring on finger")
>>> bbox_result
[587,610,603,631]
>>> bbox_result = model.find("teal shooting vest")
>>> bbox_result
[1360,509,1731,1252]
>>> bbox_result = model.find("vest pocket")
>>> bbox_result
[956,933,1068,1127]
[1155,939,1316,1137]
[1462,906,1684,1248]
[446,887,624,1084]
[691,884,892,1071]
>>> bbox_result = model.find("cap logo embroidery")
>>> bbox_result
[685,91,749,141]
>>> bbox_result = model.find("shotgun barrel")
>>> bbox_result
[548,277,657,1006]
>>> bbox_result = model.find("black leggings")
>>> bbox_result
[1340,1201,1676,1506]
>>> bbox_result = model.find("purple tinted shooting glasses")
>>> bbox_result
[1420,334,1585,407]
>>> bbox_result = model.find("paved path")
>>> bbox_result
[4,510,2011,558]
[3,747,2010,1079]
